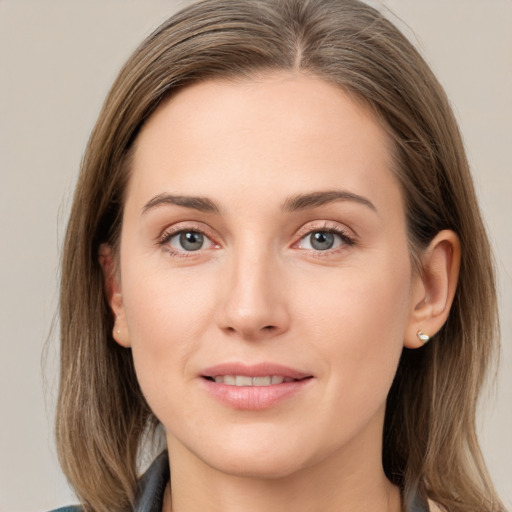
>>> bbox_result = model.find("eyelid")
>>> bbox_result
[292,220,356,251]
[155,220,355,257]
[157,221,221,254]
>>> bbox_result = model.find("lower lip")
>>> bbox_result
[200,378,312,410]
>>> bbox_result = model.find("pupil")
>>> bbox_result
[310,231,334,250]
[180,231,204,251]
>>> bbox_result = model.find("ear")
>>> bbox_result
[404,230,461,349]
[98,243,131,348]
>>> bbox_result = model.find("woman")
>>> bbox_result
[53,0,505,511]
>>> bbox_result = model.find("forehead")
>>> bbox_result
[127,72,400,213]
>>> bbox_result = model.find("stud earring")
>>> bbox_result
[114,315,121,335]
[417,330,430,344]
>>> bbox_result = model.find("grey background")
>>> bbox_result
[0,1,510,510]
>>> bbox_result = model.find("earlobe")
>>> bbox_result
[98,243,131,348]
[404,230,461,349]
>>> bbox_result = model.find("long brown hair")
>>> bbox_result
[56,1,503,510]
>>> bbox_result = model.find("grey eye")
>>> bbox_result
[309,231,335,250]
[176,231,205,251]
[297,229,349,252]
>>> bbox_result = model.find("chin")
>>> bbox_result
[170,425,318,480]
[203,449,311,480]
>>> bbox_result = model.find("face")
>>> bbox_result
[113,73,422,479]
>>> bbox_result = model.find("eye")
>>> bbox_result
[305,231,337,251]
[159,227,218,256]
[170,230,206,251]
[296,226,355,252]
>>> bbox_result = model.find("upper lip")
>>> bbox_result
[200,362,312,380]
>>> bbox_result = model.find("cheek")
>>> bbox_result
[296,254,412,398]
[120,260,218,389]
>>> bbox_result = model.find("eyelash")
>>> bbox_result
[158,222,219,258]
[293,222,356,256]
[157,221,356,258]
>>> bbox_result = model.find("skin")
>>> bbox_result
[105,72,460,512]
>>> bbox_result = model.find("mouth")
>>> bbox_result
[199,363,313,409]
[200,362,312,385]
[202,375,310,386]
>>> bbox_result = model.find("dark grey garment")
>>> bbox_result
[47,452,169,512]
[50,450,430,511]
[134,451,170,512]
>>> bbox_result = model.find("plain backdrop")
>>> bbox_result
[0,1,510,511]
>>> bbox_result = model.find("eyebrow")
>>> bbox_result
[281,190,377,213]
[142,189,377,216]
[142,193,220,214]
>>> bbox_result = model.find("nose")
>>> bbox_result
[216,245,290,341]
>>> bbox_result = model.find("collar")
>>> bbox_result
[135,451,170,512]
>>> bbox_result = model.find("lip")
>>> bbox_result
[201,362,311,380]
[199,362,314,410]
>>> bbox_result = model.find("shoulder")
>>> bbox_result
[48,451,169,512]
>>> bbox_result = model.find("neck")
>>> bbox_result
[165,462,400,512]
[164,420,401,512]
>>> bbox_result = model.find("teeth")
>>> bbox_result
[211,375,295,386]
[253,376,272,386]
[235,375,253,386]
